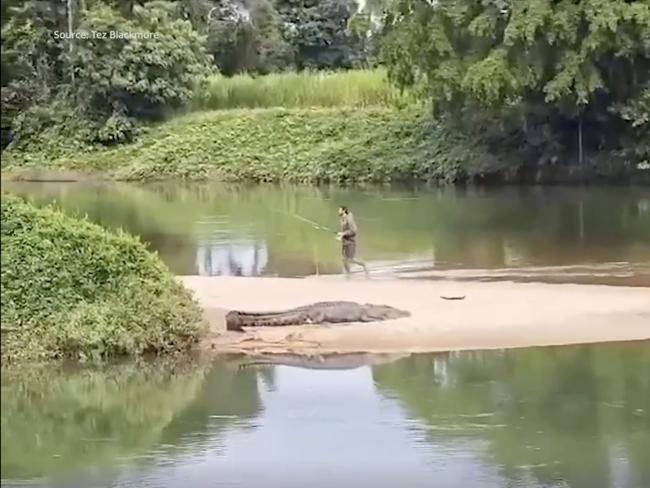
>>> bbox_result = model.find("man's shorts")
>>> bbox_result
[342,239,356,259]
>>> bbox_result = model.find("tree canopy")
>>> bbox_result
[1,0,371,145]
[1,0,648,176]
[381,0,650,169]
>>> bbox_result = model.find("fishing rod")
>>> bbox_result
[270,208,335,233]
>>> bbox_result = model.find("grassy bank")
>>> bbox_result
[2,107,487,183]
[191,69,415,110]
[0,193,203,361]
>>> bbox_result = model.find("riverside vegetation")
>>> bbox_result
[2,105,486,183]
[1,0,649,183]
[0,193,204,362]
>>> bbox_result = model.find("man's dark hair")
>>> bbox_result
[339,205,349,214]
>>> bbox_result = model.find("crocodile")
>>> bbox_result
[225,301,410,331]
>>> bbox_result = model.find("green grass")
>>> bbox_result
[191,69,415,110]
[2,107,486,183]
[0,193,204,361]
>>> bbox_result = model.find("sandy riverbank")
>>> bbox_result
[182,275,650,356]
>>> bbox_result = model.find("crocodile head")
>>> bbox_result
[363,304,410,320]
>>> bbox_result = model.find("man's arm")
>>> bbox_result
[340,214,357,238]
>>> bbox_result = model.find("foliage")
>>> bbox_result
[71,3,211,133]
[205,0,292,75]
[1,0,378,149]
[1,1,211,146]
[382,0,650,168]
[1,107,486,183]
[8,98,92,153]
[0,0,68,127]
[192,0,372,74]
[3,0,648,179]
[275,0,369,70]
[0,193,204,361]
[191,68,413,110]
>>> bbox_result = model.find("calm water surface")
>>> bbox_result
[3,184,649,487]
[1,344,648,488]
[4,182,650,285]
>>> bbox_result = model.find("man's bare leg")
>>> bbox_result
[342,258,351,278]
[352,259,370,278]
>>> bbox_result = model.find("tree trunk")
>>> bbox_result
[67,0,75,86]
[578,115,584,170]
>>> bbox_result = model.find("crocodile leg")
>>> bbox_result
[305,309,326,324]
[359,312,376,322]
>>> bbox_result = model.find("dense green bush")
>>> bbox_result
[1,107,487,183]
[0,193,203,361]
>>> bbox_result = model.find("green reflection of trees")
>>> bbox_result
[1,360,209,480]
[160,361,265,451]
[4,182,649,275]
[1,359,266,483]
[372,344,650,488]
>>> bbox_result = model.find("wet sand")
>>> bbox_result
[182,275,650,356]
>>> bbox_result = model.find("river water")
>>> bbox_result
[2,183,649,487]
[1,344,649,488]
[4,182,650,285]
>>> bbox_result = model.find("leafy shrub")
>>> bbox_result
[0,193,203,361]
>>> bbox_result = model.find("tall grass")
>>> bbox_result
[191,69,414,110]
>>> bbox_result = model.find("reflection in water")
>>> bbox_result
[1,344,648,488]
[4,182,649,285]
[373,345,650,488]
[0,360,264,486]
[196,239,268,277]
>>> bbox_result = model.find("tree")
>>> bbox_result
[2,1,212,147]
[71,2,210,142]
[275,0,367,70]
[1,1,68,123]
[205,0,290,75]
[382,0,650,170]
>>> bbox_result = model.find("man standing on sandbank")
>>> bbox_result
[337,206,369,278]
